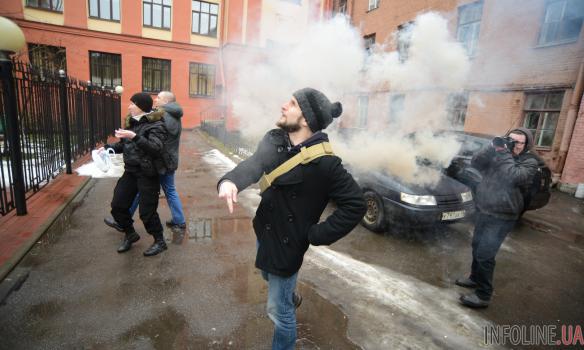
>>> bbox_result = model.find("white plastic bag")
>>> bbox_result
[76,148,124,178]
[92,148,115,172]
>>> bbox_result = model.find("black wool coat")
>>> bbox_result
[107,110,168,177]
[219,129,366,277]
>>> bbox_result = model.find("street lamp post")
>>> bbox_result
[0,16,27,215]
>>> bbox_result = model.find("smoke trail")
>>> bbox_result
[227,11,470,186]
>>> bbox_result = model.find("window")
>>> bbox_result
[89,0,120,21]
[142,57,171,92]
[389,94,405,124]
[192,1,219,37]
[368,0,379,11]
[357,96,368,128]
[539,0,584,45]
[523,92,564,148]
[446,92,469,128]
[363,34,376,55]
[90,51,122,89]
[189,62,216,97]
[26,0,63,12]
[143,0,172,29]
[397,22,413,62]
[457,1,483,56]
[28,44,67,73]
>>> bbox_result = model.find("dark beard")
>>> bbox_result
[276,115,302,133]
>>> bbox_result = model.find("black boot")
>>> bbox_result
[143,237,167,257]
[104,217,124,232]
[117,230,140,253]
[455,277,478,288]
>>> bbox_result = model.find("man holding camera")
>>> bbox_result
[457,127,538,308]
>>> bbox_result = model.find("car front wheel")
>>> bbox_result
[361,191,386,233]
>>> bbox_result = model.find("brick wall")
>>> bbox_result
[465,89,574,173]
[348,0,584,179]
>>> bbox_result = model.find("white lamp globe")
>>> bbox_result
[0,16,26,53]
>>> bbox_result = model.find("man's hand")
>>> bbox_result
[115,128,136,139]
[218,181,238,214]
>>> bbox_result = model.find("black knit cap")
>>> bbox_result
[293,88,343,132]
[130,92,153,113]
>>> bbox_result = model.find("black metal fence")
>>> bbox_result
[199,119,255,159]
[0,59,121,216]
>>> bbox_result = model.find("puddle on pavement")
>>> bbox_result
[182,217,252,243]
[27,299,65,319]
[296,283,360,349]
[118,306,213,349]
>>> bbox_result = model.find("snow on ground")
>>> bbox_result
[201,147,498,349]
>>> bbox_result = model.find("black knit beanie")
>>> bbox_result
[130,92,153,113]
[293,88,343,132]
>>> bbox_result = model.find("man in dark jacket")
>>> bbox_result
[104,91,187,237]
[456,127,538,308]
[217,88,366,350]
[104,92,168,256]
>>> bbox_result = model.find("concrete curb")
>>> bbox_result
[0,177,93,282]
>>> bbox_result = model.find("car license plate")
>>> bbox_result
[442,210,466,221]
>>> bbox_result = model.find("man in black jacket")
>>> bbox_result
[104,91,186,237]
[456,127,538,308]
[218,88,366,350]
[104,92,168,256]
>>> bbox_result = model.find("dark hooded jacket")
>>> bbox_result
[159,102,183,172]
[107,110,168,177]
[219,129,367,277]
[471,127,538,220]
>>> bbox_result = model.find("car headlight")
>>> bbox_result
[400,192,437,206]
[460,191,473,202]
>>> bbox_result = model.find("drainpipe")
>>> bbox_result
[557,57,584,179]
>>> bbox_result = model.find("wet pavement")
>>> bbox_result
[0,130,583,349]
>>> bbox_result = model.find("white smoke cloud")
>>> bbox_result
[226,12,470,186]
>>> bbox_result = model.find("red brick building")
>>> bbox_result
[335,0,584,190]
[0,0,329,129]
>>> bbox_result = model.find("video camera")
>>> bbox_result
[492,136,516,151]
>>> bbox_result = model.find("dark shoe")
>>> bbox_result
[104,217,124,233]
[293,292,302,309]
[455,277,478,289]
[143,240,168,257]
[166,220,187,229]
[459,293,490,308]
[117,232,140,253]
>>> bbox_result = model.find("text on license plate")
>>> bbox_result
[442,210,466,221]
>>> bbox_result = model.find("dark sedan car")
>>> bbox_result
[444,131,552,212]
[352,168,475,232]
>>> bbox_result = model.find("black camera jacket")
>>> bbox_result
[471,146,538,220]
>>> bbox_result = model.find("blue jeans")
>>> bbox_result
[130,172,185,225]
[470,212,516,300]
[261,270,298,350]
